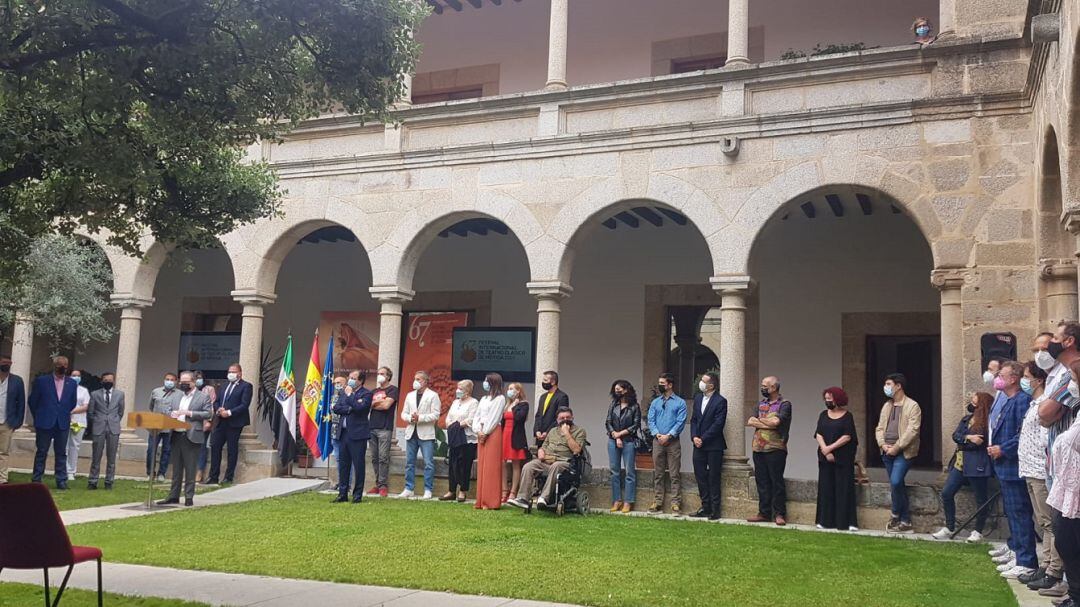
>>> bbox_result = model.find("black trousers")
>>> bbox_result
[448,443,477,493]
[32,427,69,484]
[816,460,857,529]
[1052,509,1080,602]
[753,450,788,517]
[693,447,724,515]
[337,438,367,499]
[208,425,243,482]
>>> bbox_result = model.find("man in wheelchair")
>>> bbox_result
[508,407,588,513]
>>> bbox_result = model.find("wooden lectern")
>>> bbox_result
[127,412,190,509]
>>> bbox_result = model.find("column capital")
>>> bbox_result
[1040,258,1078,280]
[109,294,155,309]
[709,275,754,294]
[930,268,971,291]
[369,285,415,303]
[231,289,277,306]
[1063,210,1080,235]
[527,280,573,300]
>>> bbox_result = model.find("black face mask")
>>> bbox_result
[179,383,192,392]
[1048,341,1066,359]
[0,364,9,373]
[825,402,836,410]
[55,366,67,375]
[101,381,114,390]
[658,384,668,394]
[966,403,976,414]
[760,387,771,399]
[541,382,553,392]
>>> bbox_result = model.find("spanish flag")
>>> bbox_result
[299,330,323,459]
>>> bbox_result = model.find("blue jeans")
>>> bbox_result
[405,436,435,493]
[941,467,989,532]
[882,453,912,522]
[608,438,637,503]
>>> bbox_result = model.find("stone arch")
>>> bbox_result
[371,190,544,289]
[1039,124,1071,258]
[546,174,725,283]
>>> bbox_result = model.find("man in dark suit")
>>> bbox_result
[0,354,26,484]
[87,371,124,489]
[989,361,1038,577]
[332,370,372,503]
[28,355,78,489]
[159,371,213,506]
[533,370,569,447]
[206,362,253,484]
[690,371,727,520]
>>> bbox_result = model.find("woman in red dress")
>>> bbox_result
[502,382,530,503]
[473,373,506,510]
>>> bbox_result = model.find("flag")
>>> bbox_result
[275,334,297,440]
[316,331,336,460]
[299,330,323,459]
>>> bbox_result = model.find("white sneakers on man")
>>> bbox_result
[931,527,952,540]
[422,490,433,500]
[989,544,1010,557]
[996,559,1017,572]
[992,550,1015,565]
[965,530,983,543]
[397,489,415,499]
[1000,565,1037,579]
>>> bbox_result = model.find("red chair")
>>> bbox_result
[0,483,103,606]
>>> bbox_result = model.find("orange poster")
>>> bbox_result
[396,311,470,446]
[318,312,381,390]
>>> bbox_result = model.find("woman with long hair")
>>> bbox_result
[502,382,530,503]
[814,386,859,531]
[606,379,641,513]
[931,391,993,542]
[473,373,506,510]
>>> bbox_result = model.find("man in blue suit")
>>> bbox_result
[28,355,78,489]
[990,360,1037,578]
[0,354,27,484]
[206,362,253,484]
[332,370,373,503]
[690,371,727,520]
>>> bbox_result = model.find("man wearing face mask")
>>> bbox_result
[328,372,348,491]
[874,373,921,533]
[398,370,441,499]
[746,376,793,526]
[193,371,217,484]
[983,359,1002,389]
[206,363,253,485]
[1038,323,1080,483]
[366,366,399,497]
[146,372,181,480]
[66,369,91,480]
[0,354,27,485]
[647,373,686,514]
[690,372,727,520]
[29,355,78,488]
[87,372,124,489]
[158,371,212,507]
[533,370,569,448]
[332,370,372,504]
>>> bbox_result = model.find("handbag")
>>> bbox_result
[446,422,467,449]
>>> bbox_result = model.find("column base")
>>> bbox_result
[722,454,751,474]
[724,57,750,66]
[544,81,568,91]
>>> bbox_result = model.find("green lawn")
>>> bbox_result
[0,582,209,606]
[67,494,1015,607]
[8,472,215,511]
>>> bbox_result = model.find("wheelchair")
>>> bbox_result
[526,445,591,516]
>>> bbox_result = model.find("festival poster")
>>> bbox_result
[318,312,381,390]
[396,311,470,447]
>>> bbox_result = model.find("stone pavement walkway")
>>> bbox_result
[0,563,580,607]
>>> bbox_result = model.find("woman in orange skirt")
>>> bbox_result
[473,373,506,510]
[502,382,530,503]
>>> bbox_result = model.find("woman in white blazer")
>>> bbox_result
[398,371,442,499]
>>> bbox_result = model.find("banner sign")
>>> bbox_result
[318,311,381,390]
[178,332,240,379]
[396,311,470,446]
[452,327,536,384]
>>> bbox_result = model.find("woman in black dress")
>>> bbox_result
[815,386,859,531]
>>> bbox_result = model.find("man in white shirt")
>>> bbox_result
[158,371,212,506]
[66,369,91,479]
[398,370,441,499]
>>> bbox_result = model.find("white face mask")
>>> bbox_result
[376,374,387,386]
[347,378,358,389]
[1035,350,1056,371]
[507,389,517,399]
[195,378,204,388]
[455,389,465,399]
[982,370,995,385]
[227,372,238,383]
[412,380,422,391]
[698,381,709,393]
[884,385,895,398]
[1069,380,1079,399]
[482,380,491,392]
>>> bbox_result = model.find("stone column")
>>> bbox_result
[401,72,413,107]
[527,281,573,388]
[1041,260,1079,328]
[933,269,967,470]
[725,0,750,65]
[11,312,34,428]
[111,296,154,408]
[369,286,415,380]
[232,290,276,441]
[545,0,569,91]
[712,276,752,469]
[1068,214,1080,317]
[938,0,955,37]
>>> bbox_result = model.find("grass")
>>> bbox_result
[8,472,215,511]
[67,494,1016,607]
[0,582,209,606]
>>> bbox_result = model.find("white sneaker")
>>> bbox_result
[931,527,952,540]
[398,489,415,499]
[848,526,860,532]
[996,560,1017,572]
[815,524,824,530]
[992,551,1015,564]
[966,530,983,543]
[422,490,432,500]
[988,544,1010,557]
[536,497,548,508]
[1001,565,1037,579]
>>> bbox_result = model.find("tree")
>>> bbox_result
[0,0,425,288]
[0,235,115,350]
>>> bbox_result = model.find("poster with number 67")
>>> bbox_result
[395,311,470,452]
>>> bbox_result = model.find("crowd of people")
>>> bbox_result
[1,323,1078,607]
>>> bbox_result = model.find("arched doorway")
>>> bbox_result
[1037,126,1077,327]
[748,186,938,480]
